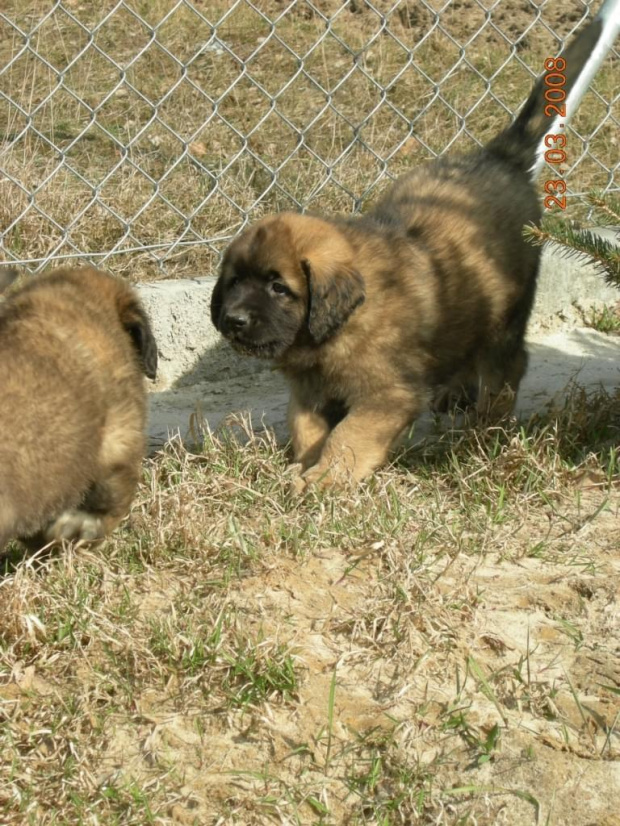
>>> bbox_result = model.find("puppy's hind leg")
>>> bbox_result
[432,365,479,414]
[43,508,106,544]
[44,465,142,544]
[477,343,528,422]
[44,424,145,545]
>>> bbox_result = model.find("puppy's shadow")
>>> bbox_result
[172,338,267,390]
[148,332,287,453]
[151,327,620,460]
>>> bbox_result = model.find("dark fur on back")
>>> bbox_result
[210,16,605,491]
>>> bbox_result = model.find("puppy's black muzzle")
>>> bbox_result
[222,309,251,334]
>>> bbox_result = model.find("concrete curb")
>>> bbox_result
[535,227,620,315]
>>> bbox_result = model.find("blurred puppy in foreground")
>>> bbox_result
[0,267,157,551]
[211,11,613,492]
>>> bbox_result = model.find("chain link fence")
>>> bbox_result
[0,0,618,279]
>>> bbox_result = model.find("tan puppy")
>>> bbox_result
[0,266,157,550]
[210,18,604,491]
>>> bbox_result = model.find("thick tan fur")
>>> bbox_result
[0,267,157,550]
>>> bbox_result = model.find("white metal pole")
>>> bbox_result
[532,0,620,178]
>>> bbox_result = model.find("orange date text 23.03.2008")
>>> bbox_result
[542,56,568,210]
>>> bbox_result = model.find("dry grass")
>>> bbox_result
[1,391,619,825]
[0,0,618,279]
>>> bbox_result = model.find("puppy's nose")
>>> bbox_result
[224,310,250,331]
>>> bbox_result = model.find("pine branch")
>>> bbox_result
[586,191,620,226]
[524,220,620,289]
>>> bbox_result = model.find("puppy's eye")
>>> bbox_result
[270,281,291,297]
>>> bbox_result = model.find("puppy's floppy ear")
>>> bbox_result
[118,295,158,380]
[302,258,365,345]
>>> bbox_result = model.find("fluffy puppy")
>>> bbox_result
[0,266,157,550]
[210,17,604,491]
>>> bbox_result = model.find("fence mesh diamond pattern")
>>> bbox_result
[0,0,618,279]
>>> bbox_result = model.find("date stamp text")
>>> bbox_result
[542,56,568,210]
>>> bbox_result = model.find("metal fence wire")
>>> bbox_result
[0,0,618,279]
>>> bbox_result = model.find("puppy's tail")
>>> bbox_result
[486,0,620,178]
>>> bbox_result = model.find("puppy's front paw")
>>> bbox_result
[291,477,307,495]
[286,462,307,495]
[294,462,347,493]
[45,510,104,543]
